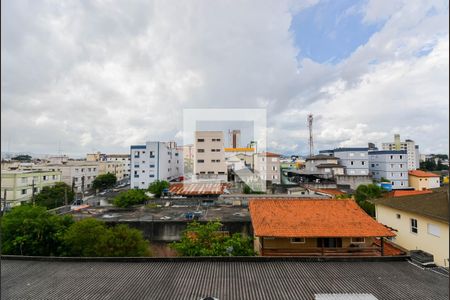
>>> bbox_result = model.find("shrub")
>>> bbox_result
[113,189,150,208]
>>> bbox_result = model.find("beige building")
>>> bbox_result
[41,161,99,193]
[253,152,281,184]
[194,131,227,181]
[372,190,449,267]
[408,170,440,190]
[1,170,62,208]
[86,153,130,182]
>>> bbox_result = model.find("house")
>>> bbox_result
[249,199,396,256]
[253,152,281,184]
[368,150,408,189]
[381,134,420,170]
[303,154,345,179]
[194,131,227,181]
[130,142,183,189]
[371,190,449,267]
[408,170,440,190]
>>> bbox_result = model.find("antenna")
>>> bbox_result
[308,114,314,158]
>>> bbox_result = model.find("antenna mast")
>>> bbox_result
[308,114,314,158]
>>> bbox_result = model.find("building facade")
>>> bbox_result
[194,131,227,181]
[368,150,408,189]
[303,154,345,179]
[408,170,440,190]
[1,170,62,207]
[382,134,419,170]
[86,153,131,182]
[332,148,369,176]
[130,141,183,189]
[41,162,99,193]
[253,152,281,184]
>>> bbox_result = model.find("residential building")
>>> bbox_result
[224,147,255,171]
[368,150,408,189]
[332,148,369,176]
[41,161,99,193]
[130,141,183,189]
[86,153,131,182]
[249,199,396,256]
[382,134,419,170]
[194,131,227,181]
[1,169,62,207]
[303,154,345,179]
[177,144,195,174]
[253,152,281,184]
[372,190,449,267]
[408,170,440,190]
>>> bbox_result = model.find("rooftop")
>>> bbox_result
[316,163,344,168]
[257,151,281,157]
[1,259,448,299]
[388,190,433,197]
[409,170,440,177]
[169,183,229,196]
[249,199,395,238]
[371,190,449,223]
[305,154,338,161]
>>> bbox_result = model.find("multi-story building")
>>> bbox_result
[382,134,419,170]
[194,131,227,181]
[368,150,408,189]
[372,190,449,267]
[1,169,62,207]
[303,154,345,179]
[87,152,131,182]
[130,141,183,189]
[253,152,281,184]
[41,161,99,193]
[329,148,369,176]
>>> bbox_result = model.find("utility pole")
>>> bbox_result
[308,114,314,158]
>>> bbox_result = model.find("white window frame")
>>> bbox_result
[350,237,365,244]
[290,237,305,244]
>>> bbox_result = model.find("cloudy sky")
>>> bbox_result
[2,0,448,157]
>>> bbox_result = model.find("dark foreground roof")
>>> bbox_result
[1,259,448,300]
[371,190,449,223]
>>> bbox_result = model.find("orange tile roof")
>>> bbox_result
[389,190,433,197]
[258,152,281,157]
[372,239,406,256]
[307,187,346,197]
[409,170,440,177]
[169,183,228,195]
[249,199,395,238]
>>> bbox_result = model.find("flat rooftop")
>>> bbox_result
[1,259,448,299]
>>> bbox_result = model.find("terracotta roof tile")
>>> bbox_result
[409,170,440,177]
[258,152,281,157]
[169,183,228,195]
[249,199,395,238]
[390,190,433,197]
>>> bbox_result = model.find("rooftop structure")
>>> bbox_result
[169,183,229,196]
[2,259,447,299]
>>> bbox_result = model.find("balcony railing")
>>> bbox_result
[261,246,383,257]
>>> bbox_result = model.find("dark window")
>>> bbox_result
[197,139,205,142]
[411,218,418,233]
[197,160,204,163]
[198,149,205,153]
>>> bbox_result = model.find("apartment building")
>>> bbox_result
[1,170,62,207]
[303,154,344,179]
[86,152,131,182]
[332,148,369,176]
[41,161,99,193]
[382,134,419,170]
[368,150,408,189]
[253,152,281,184]
[194,131,227,181]
[130,141,183,189]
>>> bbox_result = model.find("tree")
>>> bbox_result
[171,221,255,256]
[12,155,32,161]
[147,180,169,197]
[243,184,265,194]
[113,189,150,208]
[354,184,382,217]
[1,205,74,256]
[61,218,151,257]
[92,173,117,191]
[35,182,75,209]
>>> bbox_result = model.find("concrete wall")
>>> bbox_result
[375,204,449,267]
[336,175,373,190]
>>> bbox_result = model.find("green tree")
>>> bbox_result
[62,218,151,257]
[147,180,170,197]
[35,182,75,209]
[171,221,255,256]
[92,173,117,191]
[113,189,150,208]
[1,205,74,256]
[354,184,382,217]
[243,184,265,194]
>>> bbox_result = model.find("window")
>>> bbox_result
[93,168,96,171]
[43,176,48,181]
[208,171,214,174]
[272,166,277,171]
[21,189,27,195]
[400,164,403,168]
[149,174,155,178]
[197,139,205,142]
[218,172,225,175]
[150,164,155,168]
[351,161,354,165]
[88,168,91,172]
[198,149,205,153]
[290,237,305,244]
[396,214,401,219]
[21,177,27,184]
[390,155,393,159]
[371,164,375,167]
[399,155,403,159]
[427,223,440,237]
[197,160,204,163]
[350,237,365,243]
[411,218,418,234]
[361,161,365,165]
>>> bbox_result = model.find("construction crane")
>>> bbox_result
[308,114,314,158]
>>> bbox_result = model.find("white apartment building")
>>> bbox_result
[382,134,419,170]
[194,131,227,181]
[368,150,408,189]
[1,170,62,207]
[332,148,369,176]
[253,152,281,184]
[130,141,183,189]
[41,161,99,193]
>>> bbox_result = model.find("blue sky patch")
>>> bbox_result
[290,0,385,64]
